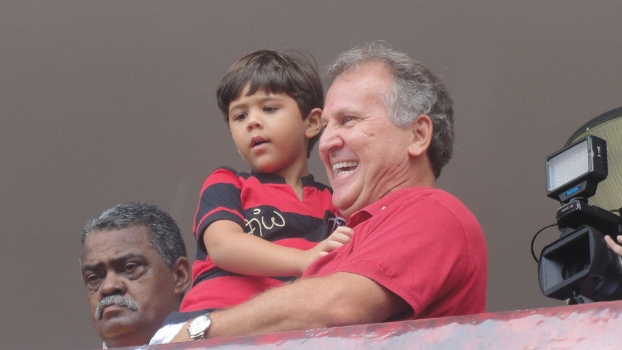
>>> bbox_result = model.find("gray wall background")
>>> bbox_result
[2,1,622,348]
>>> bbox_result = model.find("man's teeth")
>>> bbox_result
[332,161,358,176]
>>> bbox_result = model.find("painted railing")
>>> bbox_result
[142,301,622,349]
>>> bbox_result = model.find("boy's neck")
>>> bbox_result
[287,177,304,201]
[273,161,309,201]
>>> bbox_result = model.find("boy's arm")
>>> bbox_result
[205,220,352,276]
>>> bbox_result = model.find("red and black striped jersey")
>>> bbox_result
[180,166,341,312]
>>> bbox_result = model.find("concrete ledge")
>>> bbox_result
[143,301,622,349]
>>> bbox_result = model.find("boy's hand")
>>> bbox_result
[318,226,354,256]
[302,227,354,270]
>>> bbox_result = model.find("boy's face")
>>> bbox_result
[227,85,321,179]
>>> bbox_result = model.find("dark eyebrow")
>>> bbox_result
[229,95,285,112]
[81,253,147,273]
[228,102,247,114]
[259,95,284,103]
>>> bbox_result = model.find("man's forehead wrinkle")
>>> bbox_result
[81,261,104,273]
[82,252,147,272]
[330,102,363,118]
[110,253,146,264]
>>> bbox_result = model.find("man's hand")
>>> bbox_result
[605,235,622,256]
[170,321,192,343]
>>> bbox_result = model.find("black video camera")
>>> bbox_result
[537,134,622,304]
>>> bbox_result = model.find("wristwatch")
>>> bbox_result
[188,313,211,340]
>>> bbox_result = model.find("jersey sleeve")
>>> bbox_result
[192,167,246,252]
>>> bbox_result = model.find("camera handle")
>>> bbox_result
[556,198,621,238]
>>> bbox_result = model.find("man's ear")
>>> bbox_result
[171,256,192,297]
[304,108,323,139]
[408,114,433,157]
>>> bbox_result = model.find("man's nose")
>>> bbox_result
[319,124,342,153]
[100,273,126,296]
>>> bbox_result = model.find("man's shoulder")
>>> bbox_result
[385,186,459,205]
[378,187,479,225]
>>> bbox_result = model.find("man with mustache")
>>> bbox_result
[80,201,191,348]
[160,42,487,344]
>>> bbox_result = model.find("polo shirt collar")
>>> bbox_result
[346,188,413,228]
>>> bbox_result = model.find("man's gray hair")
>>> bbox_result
[80,201,186,266]
[326,42,454,178]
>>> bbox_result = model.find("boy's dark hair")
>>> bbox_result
[217,50,324,158]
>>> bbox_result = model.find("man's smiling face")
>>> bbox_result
[319,62,417,217]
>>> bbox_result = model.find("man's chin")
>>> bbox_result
[97,310,139,334]
[101,331,145,349]
[97,317,144,347]
[333,196,358,218]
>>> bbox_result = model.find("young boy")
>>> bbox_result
[180,50,352,313]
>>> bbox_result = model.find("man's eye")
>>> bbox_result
[85,274,102,288]
[344,116,357,123]
[123,262,138,274]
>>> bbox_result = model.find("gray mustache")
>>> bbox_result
[95,295,138,320]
